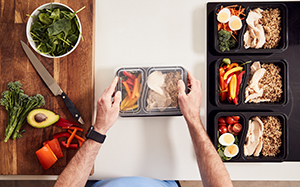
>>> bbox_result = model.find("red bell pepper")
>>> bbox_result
[35,144,58,170]
[53,132,70,139]
[122,71,136,80]
[55,118,79,128]
[61,141,78,149]
[233,70,245,105]
[46,138,63,159]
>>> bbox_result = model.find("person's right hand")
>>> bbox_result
[178,71,202,125]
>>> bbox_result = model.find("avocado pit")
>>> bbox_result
[34,113,48,123]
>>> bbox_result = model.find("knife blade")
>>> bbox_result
[20,40,85,125]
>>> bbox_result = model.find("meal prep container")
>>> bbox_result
[215,58,288,109]
[215,58,249,108]
[214,3,288,54]
[214,112,288,162]
[116,66,187,117]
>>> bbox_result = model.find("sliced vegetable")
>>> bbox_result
[122,81,132,98]
[62,126,83,132]
[46,138,63,158]
[66,129,77,148]
[61,141,78,149]
[223,66,243,80]
[67,130,85,147]
[229,74,237,100]
[222,58,231,65]
[130,78,138,100]
[53,132,70,139]
[55,118,79,128]
[35,144,57,170]
[122,71,136,80]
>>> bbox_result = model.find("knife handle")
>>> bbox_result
[61,92,85,125]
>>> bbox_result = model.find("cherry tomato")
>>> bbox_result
[218,122,227,126]
[218,125,227,134]
[232,123,242,133]
[227,124,233,133]
[226,116,235,124]
[232,116,240,121]
[218,117,226,123]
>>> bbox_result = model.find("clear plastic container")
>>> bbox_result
[116,66,187,117]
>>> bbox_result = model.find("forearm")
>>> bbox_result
[187,117,233,187]
[54,139,102,187]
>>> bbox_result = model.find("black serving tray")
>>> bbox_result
[116,66,188,117]
[214,112,288,162]
[207,2,300,162]
[214,3,288,54]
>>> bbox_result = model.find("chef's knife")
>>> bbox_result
[20,40,85,125]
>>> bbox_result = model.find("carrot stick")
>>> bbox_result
[122,81,131,98]
[130,78,138,100]
[66,129,77,148]
[62,126,83,132]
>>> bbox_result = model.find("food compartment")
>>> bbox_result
[214,112,246,162]
[241,112,288,162]
[117,68,144,116]
[214,3,246,53]
[241,3,288,53]
[143,66,187,115]
[242,59,288,107]
[215,58,248,108]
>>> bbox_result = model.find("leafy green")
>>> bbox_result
[29,1,85,57]
[218,29,237,52]
[0,81,45,142]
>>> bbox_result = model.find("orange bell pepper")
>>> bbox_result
[122,81,132,98]
[36,144,58,170]
[46,138,63,159]
[130,78,138,100]
[66,129,77,148]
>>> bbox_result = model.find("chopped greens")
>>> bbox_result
[29,1,85,57]
[218,29,237,52]
[0,81,45,142]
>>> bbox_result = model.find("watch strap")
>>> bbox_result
[86,126,106,143]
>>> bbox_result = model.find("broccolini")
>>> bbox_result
[218,29,237,52]
[0,81,45,142]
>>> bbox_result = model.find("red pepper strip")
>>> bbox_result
[36,144,57,170]
[67,130,85,146]
[62,126,83,132]
[225,73,234,85]
[55,118,79,128]
[66,129,77,148]
[233,96,238,105]
[219,68,227,101]
[234,70,245,105]
[122,71,136,80]
[61,141,78,149]
[53,132,71,139]
[46,138,63,159]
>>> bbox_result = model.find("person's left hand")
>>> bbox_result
[94,76,121,134]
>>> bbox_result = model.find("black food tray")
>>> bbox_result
[207,2,300,162]
[214,112,288,162]
[214,2,288,54]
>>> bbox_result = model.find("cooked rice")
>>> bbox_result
[259,8,281,49]
[260,116,282,156]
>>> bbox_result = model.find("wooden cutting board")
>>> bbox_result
[0,0,94,175]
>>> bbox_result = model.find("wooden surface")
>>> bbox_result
[0,0,94,175]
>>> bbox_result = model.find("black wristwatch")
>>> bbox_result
[86,126,106,144]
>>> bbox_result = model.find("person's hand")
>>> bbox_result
[94,76,121,134]
[178,71,202,125]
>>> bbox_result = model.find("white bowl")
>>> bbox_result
[26,3,82,58]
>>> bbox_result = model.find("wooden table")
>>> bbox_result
[0,0,94,175]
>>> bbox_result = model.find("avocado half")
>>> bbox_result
[27,109,60,128]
